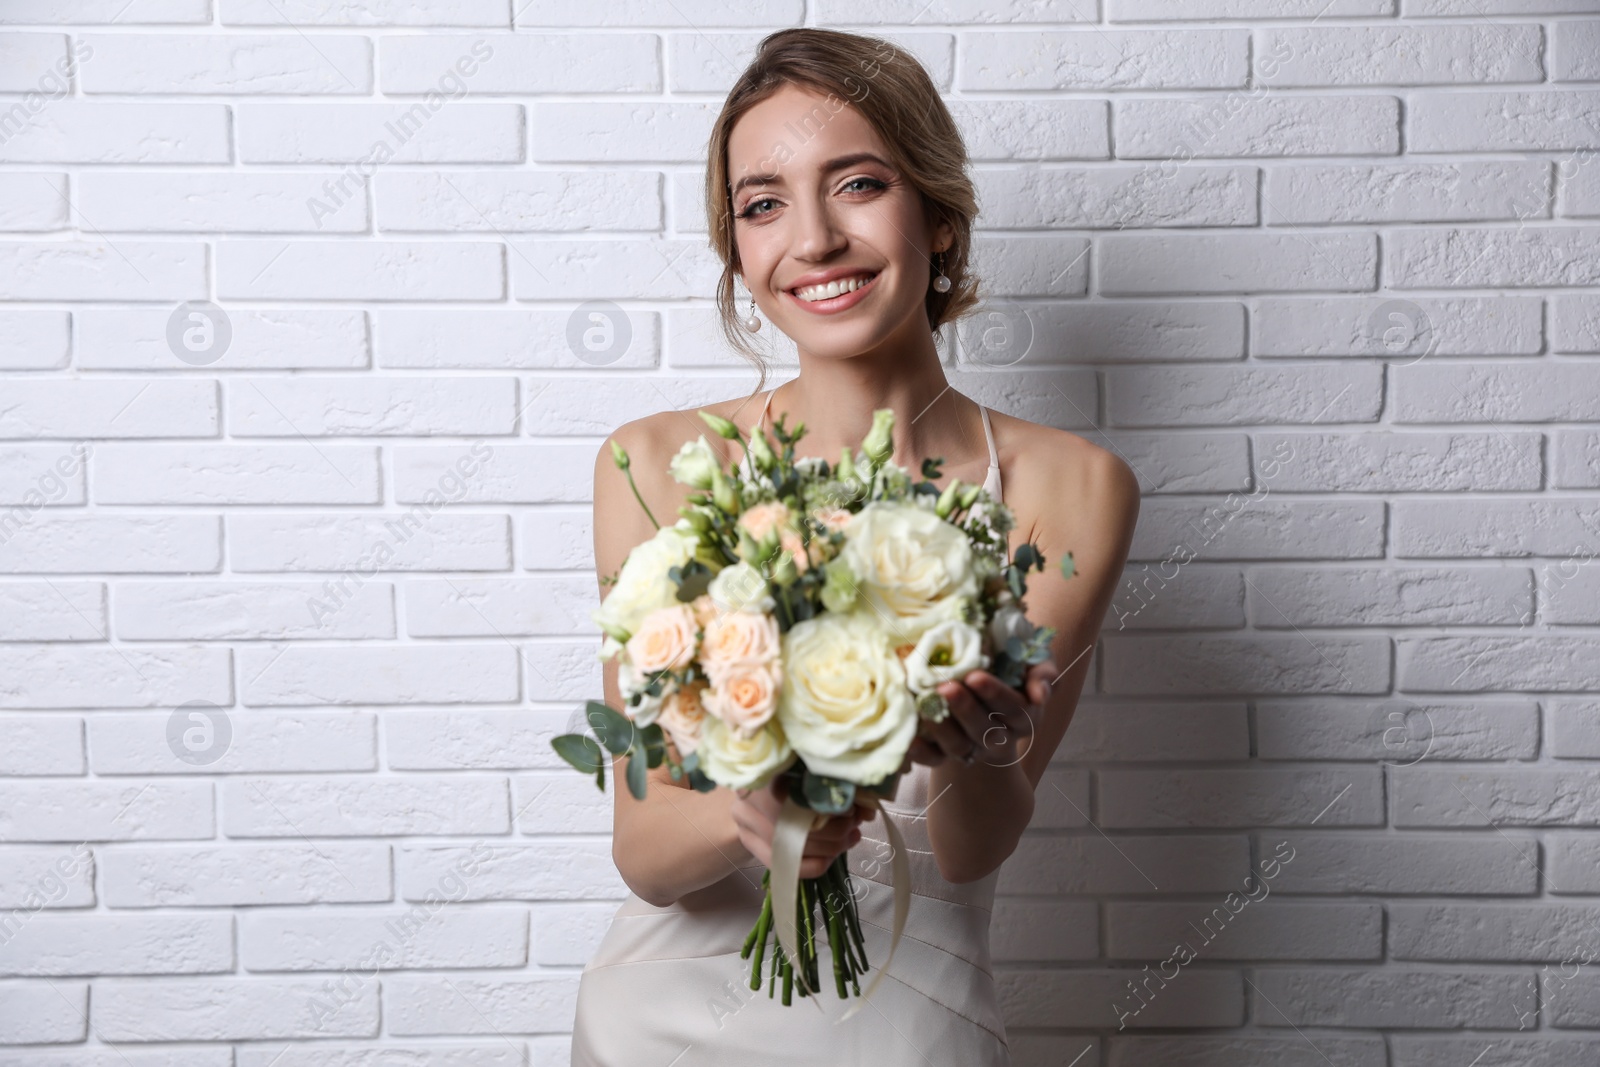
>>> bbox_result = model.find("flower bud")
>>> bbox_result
[746,429,776,473]
[710,466,738,513]
[609,440,630,470]
[935,478,963,519]
[861,408,895,465]
[698,411,740,440]
[677,505,713,532]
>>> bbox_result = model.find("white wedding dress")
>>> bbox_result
[569,392,1011,1066]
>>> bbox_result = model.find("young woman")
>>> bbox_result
[570,28,1140,1065]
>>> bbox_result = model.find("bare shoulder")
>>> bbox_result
[592,392,768,557]
[988,409,1140,560]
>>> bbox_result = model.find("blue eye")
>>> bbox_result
[739,197,777,219]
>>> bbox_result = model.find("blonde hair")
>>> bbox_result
[703,28,981,388]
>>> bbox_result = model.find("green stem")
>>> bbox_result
[621,466,659,530]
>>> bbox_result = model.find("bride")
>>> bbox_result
[569,26,1140,1066]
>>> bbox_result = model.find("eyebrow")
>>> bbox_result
[729,152,893,197]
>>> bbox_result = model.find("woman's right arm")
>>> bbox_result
[593,420,759,907]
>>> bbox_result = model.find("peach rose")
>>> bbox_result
[738,500,793,542]
[814,505,852,534]
[703,662,780,736]
[779,530,811,573]
[658,680,709,757]
[623,603,698,675]
[700,609,780,686]
[690,593,720,629]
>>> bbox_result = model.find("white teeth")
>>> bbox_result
[794,273,874,302]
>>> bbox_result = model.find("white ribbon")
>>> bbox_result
[769,789,911,1022]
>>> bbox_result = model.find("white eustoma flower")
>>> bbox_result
[618,659,667,727]
[839,501,978,645]
[904,619,989,696]
[668,434,720,490]
[988,603,1037,653]
[778,611,917,786]
[590,520,699,640]
[707,559,776,615]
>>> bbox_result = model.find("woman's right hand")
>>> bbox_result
[731,774,867,879]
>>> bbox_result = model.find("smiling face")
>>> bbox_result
[726,82,953,362]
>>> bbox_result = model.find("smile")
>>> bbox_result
[786,271,879,313]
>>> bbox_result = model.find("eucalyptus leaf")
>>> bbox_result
[625,749,648,800]
[552,733,605,776]
[586,700,636,756]
[670,559,715,602]
[801,771,856,815]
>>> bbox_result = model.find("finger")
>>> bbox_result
[907,733,947,766]
[919,715,975,763]
[1030,661,1058,705]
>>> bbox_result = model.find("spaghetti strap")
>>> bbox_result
[980,404,1003,505]
[741,389,776,479]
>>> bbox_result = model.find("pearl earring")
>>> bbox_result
[932,250,952,294]
[742,290,761,333]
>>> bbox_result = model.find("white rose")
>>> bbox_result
[778,611,916,786]
[707,560,775,615]
[904,620,989,695]
[590,521,699,640]
[697,714,795,791]
[840,501,979,644]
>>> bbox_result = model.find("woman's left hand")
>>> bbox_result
[901,660,1058,772]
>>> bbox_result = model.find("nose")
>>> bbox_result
[789,192,847,265]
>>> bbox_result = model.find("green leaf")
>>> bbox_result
[1013,543,1044,572]
[1059,550,1077,579]
[625,749,648,800]
[670,559,715,602]
[586,700,636,756]
[801,770,855,815]
[685,764,717,792]
[552,733,606,777]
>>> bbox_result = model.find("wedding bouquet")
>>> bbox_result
[553,400,1061,1014]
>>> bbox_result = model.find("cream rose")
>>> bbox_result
[904,619,989,695]
[658,680,709,757]
[697,714,795,791]
[700,610,780,684]
[703,661,781,735]
[624,603,698,675]
[777,611,916,785]
[590,521,700,640]
[840,501,978,644]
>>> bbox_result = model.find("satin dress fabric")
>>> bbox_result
[569,393,1010,1066]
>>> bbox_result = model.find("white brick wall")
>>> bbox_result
[0,4,1596,1065]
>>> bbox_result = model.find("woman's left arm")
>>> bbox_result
[919,449,1142,885]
